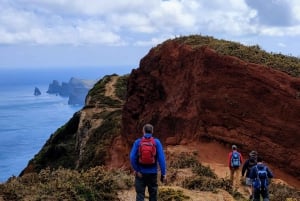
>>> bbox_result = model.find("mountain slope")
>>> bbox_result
[21,35,300,186]
[122,39,300,181]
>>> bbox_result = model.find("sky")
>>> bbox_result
[1,0,300,71]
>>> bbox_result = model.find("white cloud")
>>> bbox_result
[278,42,286,47]
[290,0,300,22]
[134,34,174,46]
[149,0,197,31]
[1,0,300,68]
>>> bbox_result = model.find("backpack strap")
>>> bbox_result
[255,165,260,180]
[139,136,156,145]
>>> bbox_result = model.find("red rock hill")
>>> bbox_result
[122,40,300,180]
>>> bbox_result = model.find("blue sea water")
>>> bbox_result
[0,84,82,182]
[0,66,132,183]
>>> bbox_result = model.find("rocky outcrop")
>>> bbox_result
[47,77,97,105]
[122,41,300,180]
[34,87,41,96]
[21,74,127,175]
[21,36,300,182]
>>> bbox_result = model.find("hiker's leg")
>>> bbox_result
[230,168,235,189]
[252,188,260,201]
[245,177,253,198]
[261,188,270,201]
[135,175,146,201]
[230,168,234,182]
[147,174,158,201]
[235,168,240,189]
[231,169,239,191]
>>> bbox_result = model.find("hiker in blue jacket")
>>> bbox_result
[249,156,273,201]
[130,123,167,201]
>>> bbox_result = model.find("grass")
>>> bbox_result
[1,167,131,201]
[269,182,300,201]
[1,152,300,200]
[169,35,300,77]
[7,35,300,200]
[159,188,190,201]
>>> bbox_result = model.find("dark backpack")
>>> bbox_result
[248,158,257,166]
[231,152,241,168]
[247,158,257,172]
[138,137,157,165]
[253,165,268,189]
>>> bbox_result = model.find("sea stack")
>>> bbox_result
[34,87,41,96]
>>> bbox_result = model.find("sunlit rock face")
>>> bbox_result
[122,40,300,179]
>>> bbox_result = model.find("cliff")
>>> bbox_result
[47,77,97,105]
[21,74,127,174]
[122,40,300,180]
[21,35,300,183]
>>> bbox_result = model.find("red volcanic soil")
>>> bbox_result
[122,40,300,182]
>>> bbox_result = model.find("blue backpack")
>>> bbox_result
[253,165,268,189]
[231,152,241,168]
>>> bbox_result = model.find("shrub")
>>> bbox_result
[168,152,199,169]
[0,166,133,201]
[268,182,300,201]
[159,188,190,201]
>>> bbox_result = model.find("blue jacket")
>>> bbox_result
[249,163,273,186]
[130,133,166,175]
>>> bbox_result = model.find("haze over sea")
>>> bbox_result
[0,66,132,182]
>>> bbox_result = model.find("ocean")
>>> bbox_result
[0,66,132,183]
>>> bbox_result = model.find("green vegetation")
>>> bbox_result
[87,74,123,107]
[78,109,122,169]
[269,182,300,201]
[168,152,200,169]
[23,112,81,173]
[22,74,126,174]
[170,152,231,193]
[1,152,300,200]
[0,167,132,201]
[159,188,190,201]
[169,35,300,77]
[114,74,129,101]
[7,35,300,200]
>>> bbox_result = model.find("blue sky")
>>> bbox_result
[1,0,300,71]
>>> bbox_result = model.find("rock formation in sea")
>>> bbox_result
[22,35,300,183]
[34,87,41,96]
[47,77,97,105]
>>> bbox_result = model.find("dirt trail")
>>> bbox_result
[171,140,300,189]
[118,141,300,201]
[105,75,119,100]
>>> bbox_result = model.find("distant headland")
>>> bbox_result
[47,77,97,105]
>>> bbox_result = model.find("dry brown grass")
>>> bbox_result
[1,151,299,201]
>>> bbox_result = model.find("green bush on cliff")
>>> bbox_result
[159,188,190,201]
[114,74,129,101]
[7,35,300,201]
[87,74,124,107]
[79,109,122,169]
[172,35,300,77]
[269,182,300,201]
[0,167,133,201]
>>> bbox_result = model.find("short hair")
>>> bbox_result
[249,150,258,159]
[143,124,153,134]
